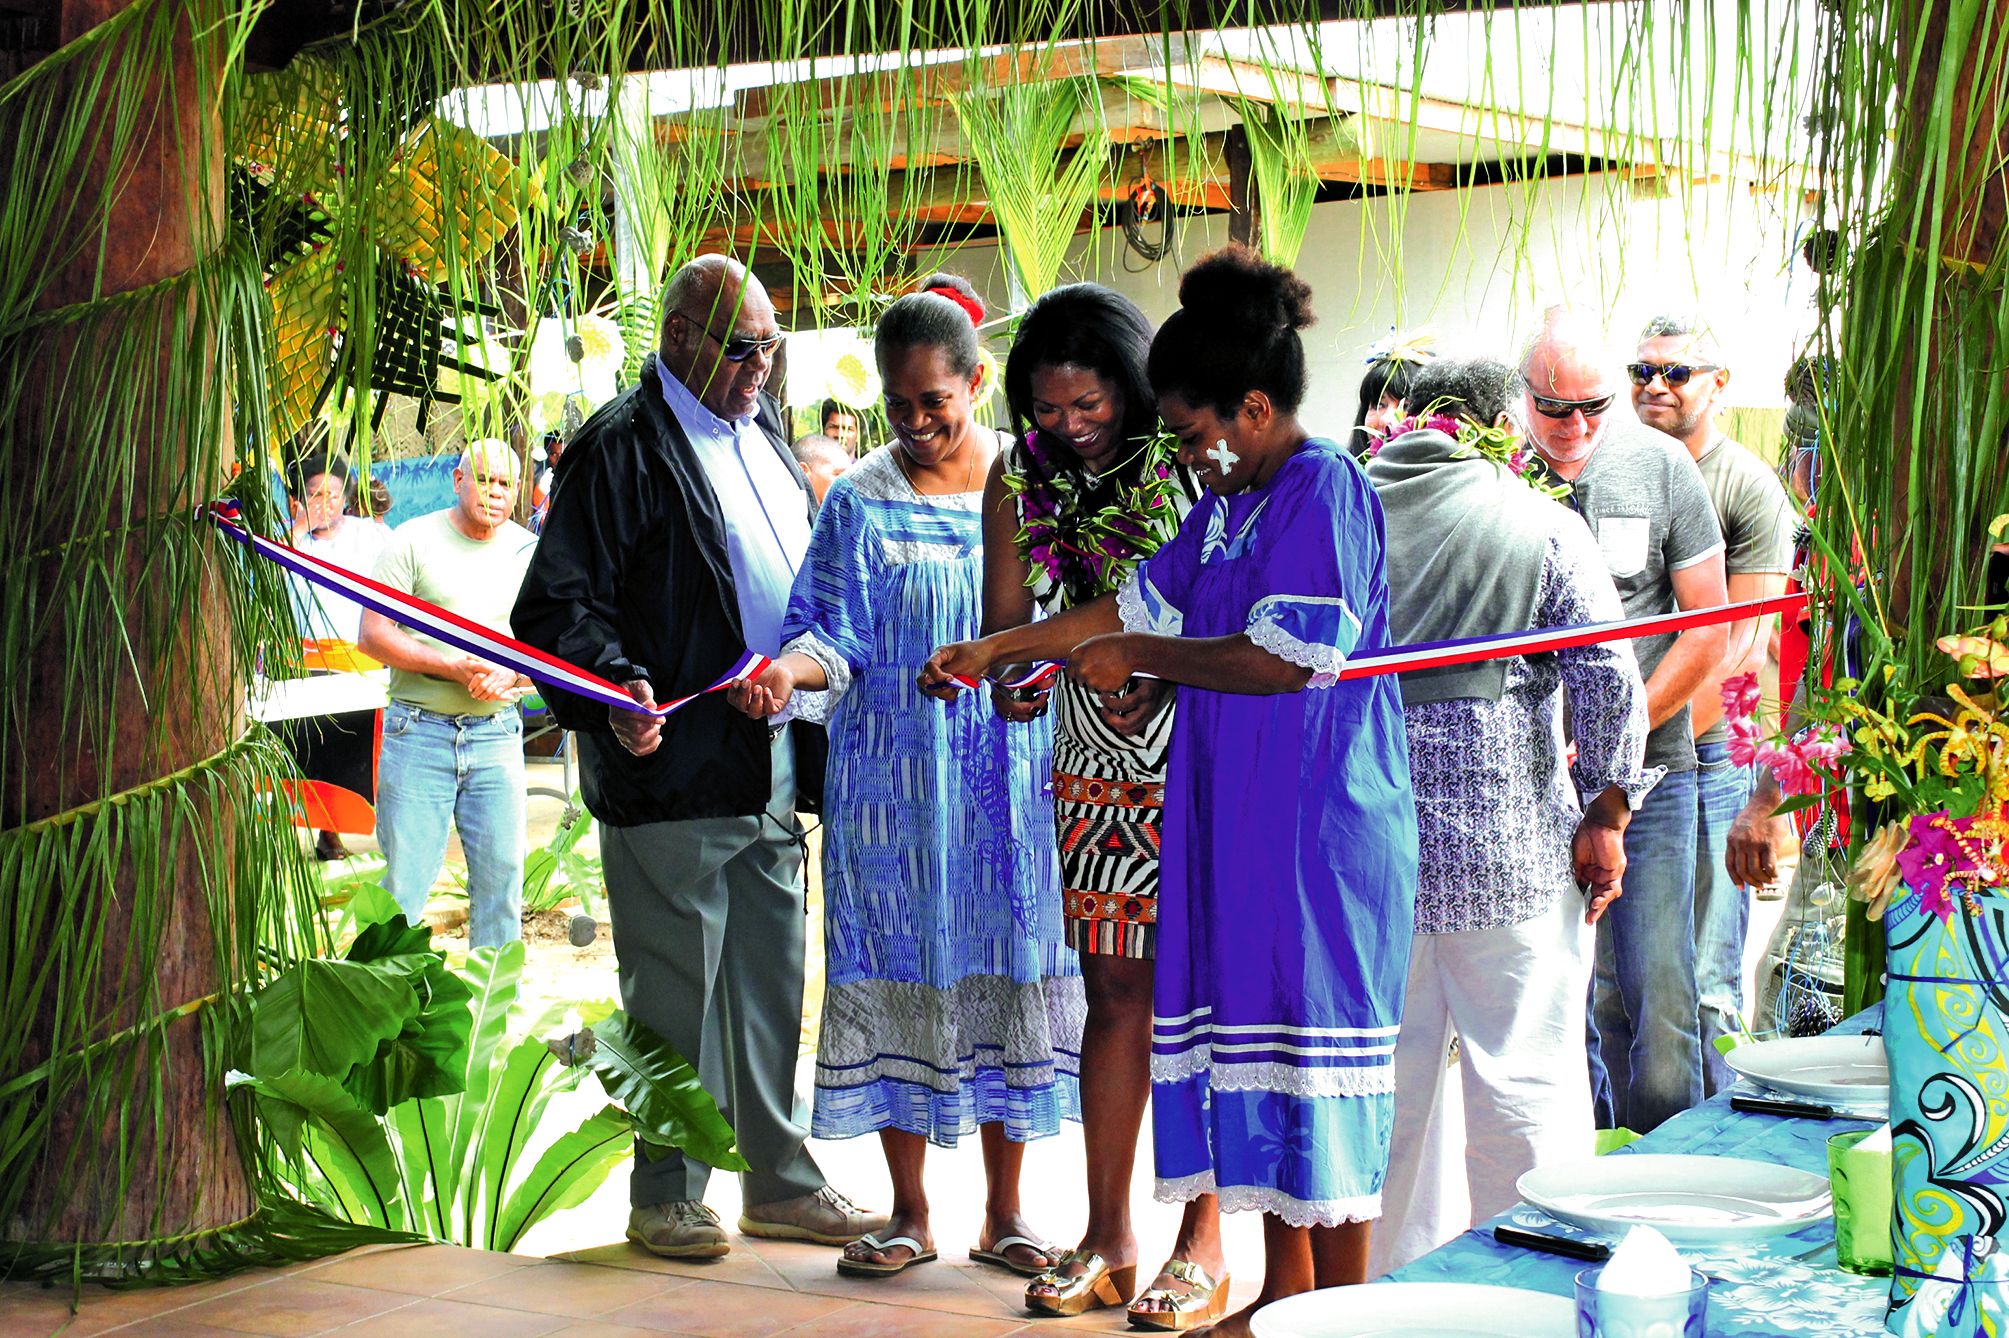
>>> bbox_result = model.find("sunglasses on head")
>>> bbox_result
[1526,390,1615,420]
[676,311,784,363]
[1626,361,1721,387]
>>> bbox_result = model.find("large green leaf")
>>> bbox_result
[249,958,422,1084]
[437,940,524,1221]
[490,1103,633,1252]
[342,918,476,1114]
[468,1037,569,1245]
[229,1070,407,1231]
[388,1098,455,1240]
[583,1012,746,1172]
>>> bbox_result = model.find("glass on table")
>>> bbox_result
[1828,1127,1895,1277]
[1573,1265,1709,1337]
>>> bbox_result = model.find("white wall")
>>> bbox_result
[918,170,1819,436]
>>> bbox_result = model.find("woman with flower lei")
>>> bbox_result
[976,283,1216,1327]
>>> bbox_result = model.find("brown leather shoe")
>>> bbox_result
[627,1200,730,1259]
[739,1186,889,1246]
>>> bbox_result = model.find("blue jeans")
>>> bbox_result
[1588,767,1703,1132]
[377,701,525,948]
[1693,739,1755,1095]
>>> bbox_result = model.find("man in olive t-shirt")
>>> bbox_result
[360,440,538,946]
[1633,316,1797,1095]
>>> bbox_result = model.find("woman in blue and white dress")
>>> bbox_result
[731,273,1082,1281]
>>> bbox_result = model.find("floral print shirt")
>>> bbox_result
[1403,526,1661,934]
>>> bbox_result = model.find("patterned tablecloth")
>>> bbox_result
[1388,1005,1891,1336]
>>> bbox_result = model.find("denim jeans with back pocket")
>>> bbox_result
[377,701,525,948]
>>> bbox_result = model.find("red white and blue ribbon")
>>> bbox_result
[210,501,769,718]
[948,591,1809,691]
[213,499,1807,710]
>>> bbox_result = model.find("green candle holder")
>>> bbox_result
[1828,1128,1894,1277]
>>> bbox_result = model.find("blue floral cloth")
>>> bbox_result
[1118,439,1419,1226]
[1392,1005,1891,1334]
[781,448,1083,1147]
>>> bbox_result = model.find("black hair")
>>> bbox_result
[285,449,348,500]
[1401,358,1516,429]
[1004,283,1157,452]
[819,398,852,424]
[876,271,985,377]
[1147,246,1315,417]
[1354,357,1429,436]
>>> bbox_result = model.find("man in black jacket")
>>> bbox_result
[514,255,884,1260]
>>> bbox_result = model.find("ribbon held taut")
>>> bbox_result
[209,501,770,718]
[212,500,1806,712]
[946,592,1810,692]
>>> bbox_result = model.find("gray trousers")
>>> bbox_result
[600,734,825,1208]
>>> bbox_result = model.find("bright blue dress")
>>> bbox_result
[1116,439,1419,1225]
[781,447,1083,1146]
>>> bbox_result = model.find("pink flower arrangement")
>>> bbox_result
[1719,671,1853,795]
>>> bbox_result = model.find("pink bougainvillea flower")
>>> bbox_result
[1721,671,1763,720]
[1895,815,1968,924]
[1937,634,2009,679]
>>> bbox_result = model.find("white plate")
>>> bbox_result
[1249,1283,1574,1337]
[1723,1034,1889,1106]
[1517,1153,1831,1242]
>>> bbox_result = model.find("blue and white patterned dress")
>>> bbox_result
[781,446,1084,1146]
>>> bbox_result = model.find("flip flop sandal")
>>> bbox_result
[968,1234,1059,1277]
[835,1232,938,1278]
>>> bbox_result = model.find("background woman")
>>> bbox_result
[1351,331,1436,455]
[985,283,1222,1327]
[730,274,1081,1282]
[924,248,1420,1336]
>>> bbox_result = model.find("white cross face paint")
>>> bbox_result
[1207,438,1240,475]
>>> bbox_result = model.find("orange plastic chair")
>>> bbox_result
[276,778,377,836]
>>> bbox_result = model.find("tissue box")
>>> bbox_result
[1883,882,2009,1334]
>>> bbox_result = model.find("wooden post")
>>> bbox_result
[7,0,250,1248]
[1225,123,1260,252]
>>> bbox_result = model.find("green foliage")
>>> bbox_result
[521,796,600,916]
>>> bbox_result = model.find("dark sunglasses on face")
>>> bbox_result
[1626,361,1721,387]
[676,311,784,363]
[1527,390,1615,420]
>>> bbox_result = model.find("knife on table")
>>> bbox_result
[1730,1094,1842,1120]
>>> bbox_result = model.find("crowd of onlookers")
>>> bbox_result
[276,247,1806,1336]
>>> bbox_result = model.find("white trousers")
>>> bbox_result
[1369,890,1595,1277]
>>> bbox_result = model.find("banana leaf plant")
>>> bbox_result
[233,917,741,1250]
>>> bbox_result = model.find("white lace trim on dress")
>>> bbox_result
[1150,1049,1396,1098]
[1246,616,1344,689]
[1155,1170,1383,1227]
[781,627,850,715]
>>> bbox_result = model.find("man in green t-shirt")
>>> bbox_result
[360,440,538,946]
[1631,315,1798,1094]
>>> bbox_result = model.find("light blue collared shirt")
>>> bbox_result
[655,357,812,657]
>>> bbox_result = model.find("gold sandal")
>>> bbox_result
[1126,1258,1230,1332]
[1024,1250,1138,1317]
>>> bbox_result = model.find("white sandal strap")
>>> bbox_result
[857,1233,926,1255]
[987,1234,1051,1254]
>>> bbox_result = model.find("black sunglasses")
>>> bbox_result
[676,310,784,363]
[1627,361,1721,387]
[1527,390,1615,420]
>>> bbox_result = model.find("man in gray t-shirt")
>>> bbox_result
[1521,310,1727,1134]
[1632,316,1797,1095]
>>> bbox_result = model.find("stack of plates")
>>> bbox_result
[1724,1034,1889,1116]
[1516,1154,1832,1242]
[1250,1283,1574,1336]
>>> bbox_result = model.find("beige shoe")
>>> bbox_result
[739,1185,890,1246]
[627,1200,730,1259]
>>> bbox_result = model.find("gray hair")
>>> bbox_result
[1517,305,1623,385]
[459,437,519,479]
[661,254,760,342]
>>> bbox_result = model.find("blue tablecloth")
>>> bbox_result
[1388,1005,1890,1335]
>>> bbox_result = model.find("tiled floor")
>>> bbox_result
[0,1236,1265,1337]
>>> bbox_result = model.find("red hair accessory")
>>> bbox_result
[926,285,984,327]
